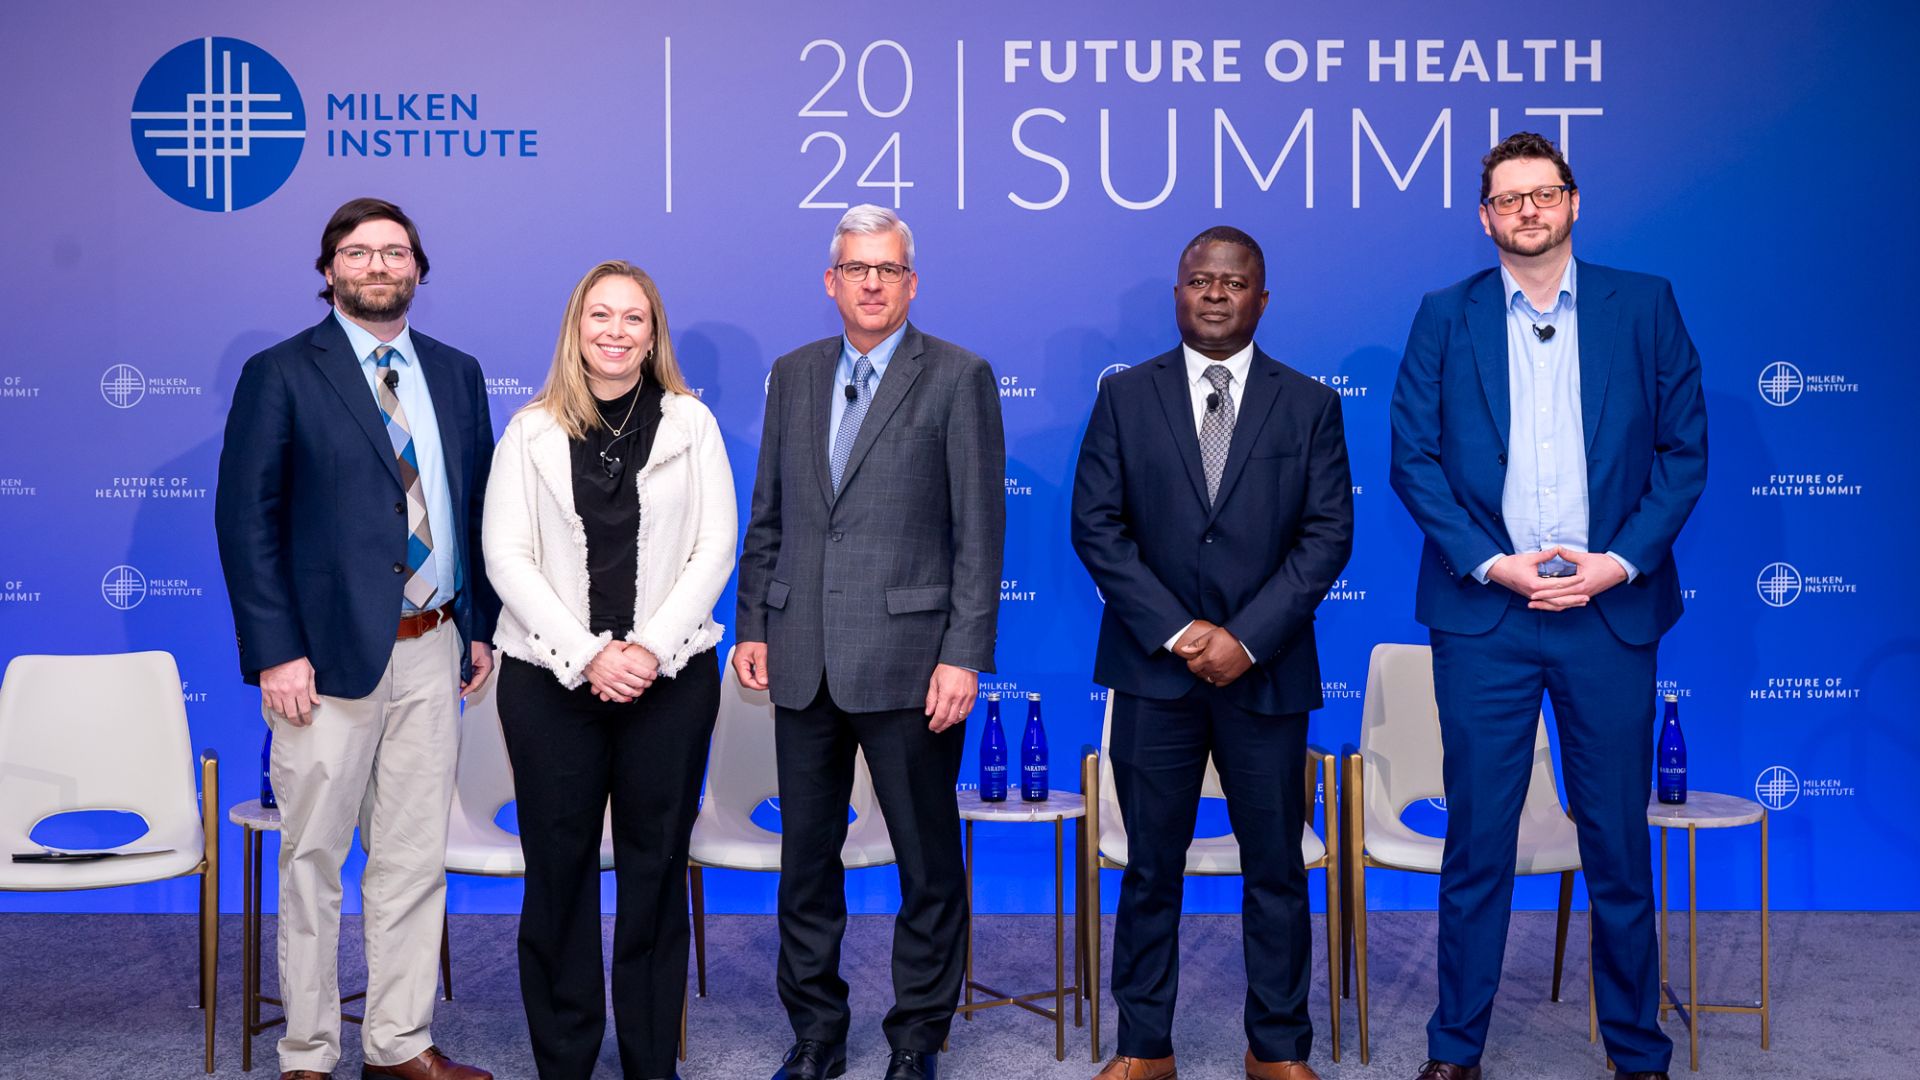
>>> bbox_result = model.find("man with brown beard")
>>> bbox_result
[215,197,498,1080]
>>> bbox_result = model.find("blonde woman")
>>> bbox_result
[483,260,735,1080]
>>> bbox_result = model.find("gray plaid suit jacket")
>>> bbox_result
[738,323,1006,712]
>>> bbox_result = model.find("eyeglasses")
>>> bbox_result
[336,245,416,269]
[835,261,910,284]
[1481,184,1575,215]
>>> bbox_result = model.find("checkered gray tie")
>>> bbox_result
[1199,363,1236,505]
[373,345,438,610]
[830,356,875,495]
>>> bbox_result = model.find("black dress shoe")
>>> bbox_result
[773,1040,847,1080]
[1412,1063,1481,1080]
[882,1049,936,1080]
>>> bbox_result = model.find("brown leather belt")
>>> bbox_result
[397,602,456,640]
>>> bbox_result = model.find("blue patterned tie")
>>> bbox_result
[373,346,437,610]
[830,356,875,495]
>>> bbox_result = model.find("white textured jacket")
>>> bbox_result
[483,391,736,688]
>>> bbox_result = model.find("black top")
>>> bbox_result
[569,377,665,636]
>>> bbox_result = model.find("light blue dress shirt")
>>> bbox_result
[826,322,908,458]
[333,309,461,612]
[1472,259,1637,584]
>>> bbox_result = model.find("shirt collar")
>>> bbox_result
[1500,256,1578,319]
[334,307,418,368]
[1180,341,1255,390]
[839,322,908,379]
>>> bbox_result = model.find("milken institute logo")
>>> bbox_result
[130,37,307,212]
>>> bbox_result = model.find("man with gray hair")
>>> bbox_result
[737,204,1006,1080]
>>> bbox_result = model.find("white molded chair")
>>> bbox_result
[1343,643,1582,1063]
[0,651,219,1072]
[1081,692,1342,1062]
[687,647,894,996]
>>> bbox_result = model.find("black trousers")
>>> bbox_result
[1108,688,1312,1062]
[497,650,718,1079]
[774,675,967,1052]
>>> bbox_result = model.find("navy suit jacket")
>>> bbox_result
[215,314,499,699]
[1388,259,1708,645]
[1071,346,1353,715]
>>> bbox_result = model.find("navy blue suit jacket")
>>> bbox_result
[215,315,499,699]
[1072,347,1353,715]
[1388,259,1708,645]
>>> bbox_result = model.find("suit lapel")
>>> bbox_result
[1467,270,1511,451]
[308,316,404,488]
[1574,259,1618,452]
[1208,349,1284,520]
[809,339,837,508]
[1149,350,1210,511]
[526,411,577,522]
[834,323,926,502]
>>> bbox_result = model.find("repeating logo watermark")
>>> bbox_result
[1324,578,1368,601]
[0,375,39,399]
[130,37,306,212]
[101,364,146,408]
[1750,471,1863,498]
[95,476,208,500]
[1750,675,1861,702]
[1096,362,1131,390]
[1755,765,1799,810]
[1,579,41,603]
[1756,562,1802,607]
[1756,360,1858,406]
[102,565,148,610]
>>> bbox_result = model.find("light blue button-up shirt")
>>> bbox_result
[826,323,908,458]
[333,309,460,612]
[1472,259,1636,584]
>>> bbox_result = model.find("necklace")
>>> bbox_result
[595,383,645,479]
[599,383,642,436]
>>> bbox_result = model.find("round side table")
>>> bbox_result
[955,792,1090,1061]
[1646,791,1771,1072]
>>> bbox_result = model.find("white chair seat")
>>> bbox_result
[690,803,895,871]
[1094,825,1326,875]
[0,834,204,890]
[1360,807,1580,874]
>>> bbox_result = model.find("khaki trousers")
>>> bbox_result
[267,620,461,1073]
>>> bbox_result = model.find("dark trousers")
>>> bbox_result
[774,675,967,1052]
[1108,688,1312,1062]
[497,651,719,1080]
[1427,599,1672,1073]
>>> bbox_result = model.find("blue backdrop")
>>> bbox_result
[1,2,1914,917]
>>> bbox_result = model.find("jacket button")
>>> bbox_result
[392,562,405,574]
[394,501,405,514]
[1497,453,1507,465]
[830,531,844,542]
[533,633,541,640]
[550,649,558,656]
[1203,533,1215,544]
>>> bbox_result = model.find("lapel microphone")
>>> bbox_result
[1532,323,1556,342]
[1206,391,1221,412]
[383,369,400,390]
[844,383,858,403]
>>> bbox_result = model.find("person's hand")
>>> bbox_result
[734,641,770,691]
[1524,547,1628,611]
[461,642,494,700]
[1486,549,1576,604]
[924,663,978,733]
[1180,625,1254,687]
[261,657,320,726]
[587,642,658,703]
[1171,619,1217,657]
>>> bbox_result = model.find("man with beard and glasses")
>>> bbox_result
[216,197,499,1080]
[1387,133,1707,1080]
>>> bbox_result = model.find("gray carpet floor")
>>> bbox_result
[0,910,1912,1078]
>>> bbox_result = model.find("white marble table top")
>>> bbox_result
[958,792,1086,822]
[1646,790,1763,829]
[228,799,282,830]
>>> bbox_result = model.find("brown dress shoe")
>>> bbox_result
[1245,1049,1320,1080]
[1412,1063,1481,1080]
[1093,1055,1177,1080]
[361,1046,492,1080]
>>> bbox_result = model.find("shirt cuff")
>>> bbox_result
[1604,551,1639,582]
[1240,640,1256,663]
[1164,621,1194,653]
[1472,554,1502,585]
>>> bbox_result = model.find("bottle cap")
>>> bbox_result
[1027,691,1041,701]
[987,692,1000,701]
[1663,693,1679,702]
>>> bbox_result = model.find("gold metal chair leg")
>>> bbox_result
[1687,824,1700,1072]
[199,751,219,1074]
[679,969,689,1061]
[1317,748,1342,1063]
[690,865,707,997]
[1588,914,1598,1044]
[1345,754,1371,1066]
[963,821,975,1023]
[439,910,453,1001]
[1760,811,1771,1051]
[1551,870,1574,1002]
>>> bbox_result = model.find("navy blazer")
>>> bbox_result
[215,314,499,698]
[1388,259,1708,645]
[1071,346,1353,715]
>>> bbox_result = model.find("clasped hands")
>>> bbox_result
[1487,546,1627,611]
[1174,620,1252,687]
[587,641,661,703]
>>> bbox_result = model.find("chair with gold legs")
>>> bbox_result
[1342,643,1580,1064]
[1081,692,1342,1064]
[0,651,219,1072]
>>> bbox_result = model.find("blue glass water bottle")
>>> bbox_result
[1020,692,1049,802]
[979,693,1009,802]
[260,730,277,809]
[1656,693,1687,805]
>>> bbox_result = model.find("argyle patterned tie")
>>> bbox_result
[1199,363,1237,505]
[373,345,438,610]
[830,356,875,495]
